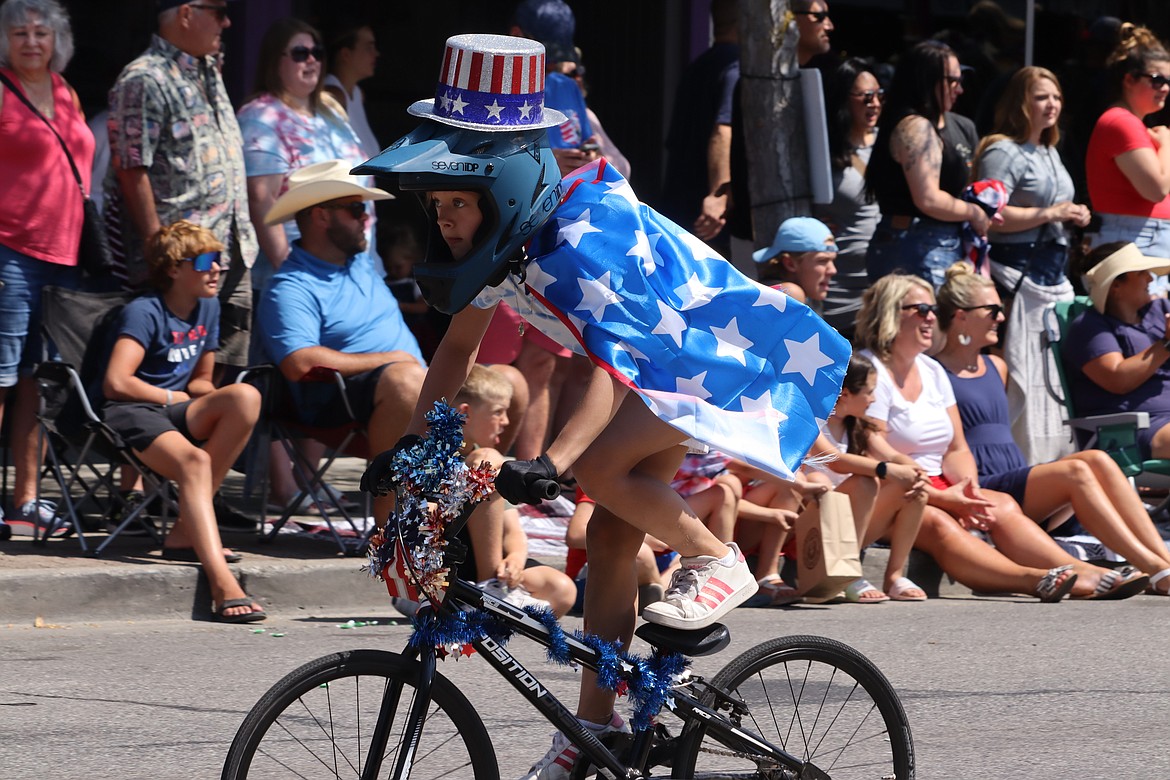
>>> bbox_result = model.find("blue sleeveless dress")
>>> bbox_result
[938,354,1032,506]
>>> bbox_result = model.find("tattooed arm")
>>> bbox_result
[892,115,989,236]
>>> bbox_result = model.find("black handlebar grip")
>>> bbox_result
[531,478,561,501]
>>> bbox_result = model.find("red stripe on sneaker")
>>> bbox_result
[695,594,720,609]
[705,578,734,596]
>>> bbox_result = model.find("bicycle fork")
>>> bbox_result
[364,648,438,780]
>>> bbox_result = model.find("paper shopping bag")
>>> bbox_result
[795,492,863,599]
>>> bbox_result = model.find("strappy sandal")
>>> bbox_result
[1035,565,1077,603]
[1074,566,1149,601]
[1147,567,1170,596]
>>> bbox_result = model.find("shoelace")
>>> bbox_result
[665,567,702,601]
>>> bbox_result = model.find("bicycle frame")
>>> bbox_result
[389,576,807,780]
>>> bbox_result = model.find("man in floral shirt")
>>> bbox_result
[107,0,256,372]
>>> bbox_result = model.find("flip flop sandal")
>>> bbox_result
[845,578,890,603]
[213,597,266,624]
[162,547,243,564]
[1035,565,1077,603]
[1075,566,1150,600]
[754,576,803,606]
[886,576,928,601]
[1146,567,1170,596]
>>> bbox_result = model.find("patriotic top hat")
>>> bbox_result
[407,33,568,132]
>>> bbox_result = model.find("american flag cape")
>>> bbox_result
[474,160,851,479]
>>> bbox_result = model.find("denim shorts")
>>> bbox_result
[1087,213,1170,258]
[865,218,964,289]
[0,242,81,387]
[988,241,1070,287]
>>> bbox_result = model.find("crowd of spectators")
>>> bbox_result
[3,0,1170,631]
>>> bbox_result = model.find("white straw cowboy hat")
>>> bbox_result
[264,160,393,226]
[1085,242,1170,314]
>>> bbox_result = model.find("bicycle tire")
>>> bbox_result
[222,649,499,780]
[672,635,914,780]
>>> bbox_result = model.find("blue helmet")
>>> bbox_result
[354,121,562,314]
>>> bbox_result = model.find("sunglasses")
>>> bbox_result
[1140,72,1170,89]
[945,75,963,87]
[322,201,367,219]
[181,251,220,272]
[851,88,885,104]
[901,303,938,318]
[286,45,325,64]
[187,3,228,22]
[795,10,830,22]
[960,303,1005,318]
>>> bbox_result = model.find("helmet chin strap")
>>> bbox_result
[505,247,529,286]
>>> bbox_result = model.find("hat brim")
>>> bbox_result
[752,246,778,264]
[1087,243,1170,313]
[406,99,567,132]
[265,181,393,226]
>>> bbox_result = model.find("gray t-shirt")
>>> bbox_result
[978,139,1075,245]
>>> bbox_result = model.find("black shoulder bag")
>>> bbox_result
[0,71,115,278]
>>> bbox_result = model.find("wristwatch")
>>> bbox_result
[875,461,888,479]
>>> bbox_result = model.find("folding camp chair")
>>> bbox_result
[34,286,178,554]
[237,365,373,556]
[1042,295,1170,514]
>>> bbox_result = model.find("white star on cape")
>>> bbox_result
[557,208,602,248]
[484,99,504,121]
[518,100,533,120]
[450,93,468,115]
[524,262,558,296]
[613,340,649,364]
[782,332,835,386]
[676,371,712,400]
[576,272,623,320]
[652,300,686,347]
[752,284,788,312]
[674,273,722,311]
[627,230,663,275]
[710,317,754,366]
[740,389,789,426]
[605,178,639,210]
[680,231,721,262]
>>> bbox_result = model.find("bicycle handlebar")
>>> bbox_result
[530,478,561,501]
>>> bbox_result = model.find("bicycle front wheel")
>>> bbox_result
[673,635,914,780]
[222,649,499,780]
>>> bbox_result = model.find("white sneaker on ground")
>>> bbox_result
[641,542,757,630]
[519,713,629,780]
[478,578,551,611]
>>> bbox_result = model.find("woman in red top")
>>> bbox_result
[1085,26,1170,258]
[0,0,94,539]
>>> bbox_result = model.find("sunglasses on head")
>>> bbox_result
[795,9,829,22]
[1140,72,1170,89]
[901,303,938,318]
[181,251,220,272]
[960,303,1005,318]
[322,201,366,219]
[187,3,228,22]
[851,88,885,104]
[286,45,325,63]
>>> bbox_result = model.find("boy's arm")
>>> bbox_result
[499,510,529,587]
[185,352,217,398]
[406,304,496,436]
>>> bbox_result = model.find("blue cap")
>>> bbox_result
[513,0,576,62]
[752,217,837,263]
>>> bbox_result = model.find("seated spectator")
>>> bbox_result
[1065,242,1170,461]
[938,261,1169,595]
[256,161,427,527]
[454,365,576,616]
[855,273,1144,600]
[101,221,264,622]
[753,217,838,308]
[380,221,444,360]
[804,354,930,602]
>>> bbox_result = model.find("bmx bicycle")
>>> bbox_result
[223,406,914,779]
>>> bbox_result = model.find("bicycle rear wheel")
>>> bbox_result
[673,635,914,780]
[222,649,499,780]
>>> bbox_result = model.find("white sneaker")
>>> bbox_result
[478,577,551,611]
[519,713,629,780]
[641,542,757,630]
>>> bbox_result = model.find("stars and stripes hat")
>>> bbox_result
[407,33,568,132]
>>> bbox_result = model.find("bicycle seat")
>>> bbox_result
[634,622,730,657]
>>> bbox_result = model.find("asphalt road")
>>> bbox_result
[3,595,1168,780]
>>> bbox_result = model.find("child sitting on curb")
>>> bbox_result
[454,365,577,616]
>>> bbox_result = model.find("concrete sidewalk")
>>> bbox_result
[0,457,966,625]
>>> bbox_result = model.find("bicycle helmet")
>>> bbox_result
[355,122,561,314]
[352,33,567,314]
